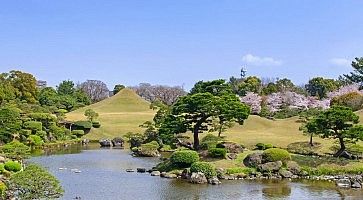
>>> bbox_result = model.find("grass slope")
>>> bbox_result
[68,89,362,154]
[66,89,155,140]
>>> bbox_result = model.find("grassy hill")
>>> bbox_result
[67,89,363,154]
[66,89,155,140]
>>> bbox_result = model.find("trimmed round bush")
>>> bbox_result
[0,164,5,173]
[190,162,217,178]
[23,121,42,132]
[140,141,160,150]
[170,150,199,167]
[256,143,265,150]
[92,121,101,128]
[262,148,291,163]
[27,135,44,146]
[73,121,92,130]
[265,144,274,149]
[4,161,22,172]
[71,130,85,137]
[208,148,227,158]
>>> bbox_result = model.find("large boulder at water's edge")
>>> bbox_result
[189,172,208,184]
[134,149,160,157]
[99,139,112,147]
[112,137,124,147]
[258,161,282,172]
[243,152,263,168]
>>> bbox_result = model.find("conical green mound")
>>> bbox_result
[67,89,155,140]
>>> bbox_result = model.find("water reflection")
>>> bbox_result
[262,180,291,199]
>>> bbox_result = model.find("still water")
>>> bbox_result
[28,144,363,200]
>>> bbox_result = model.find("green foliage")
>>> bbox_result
[225,167,257,175]
[0,181,6,199]
[190,162,217,178]
[92,121,101,128]
[255,143,273,150]
[170,150,200,167]
[200,134,223,150]
[57,80,75,95]
[27,135,44,146]
[140,141,160,150]
[331,92,363,111]
[9,164,64,199]
[208,148,227,158]
[272,107,301,119]
[28,113,56,128]
[0,164,4,174]
[84,109,99,122]
[237,76,262,96]
[4,160,22,172]
[190,79,233,96]
[0,107,22,143]
[262,148,291,163]
[71,130,85,137]
[124,132,145,148]
[301,165,363,176]
[343,57,363,84]
[160,145,172,151]
[73,120,92,130]
[287,142,320,156]
[304,106,361,157]
[7,70,38,103]
[1,141,30,160]
[23,121,42,133]
[35,130,47,141]
[155,160,175,172]
[305,77,339,99]
[20,129,32,137]
[113,84,125,95]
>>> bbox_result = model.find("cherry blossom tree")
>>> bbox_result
[240,92,262,114]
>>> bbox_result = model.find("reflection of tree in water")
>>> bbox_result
[262,182,291,199]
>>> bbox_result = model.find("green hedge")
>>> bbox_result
[262,148,291,163]
[256,143,274,150]
[20,129,32,136]
[170,150,199,168]
[0,164,4,173]
[23,121,42,132]
[27,135,44,146]
[208,148,227,158]
[190,162,217,178]
[4,161,22,172]
[92,121,101,128]
[71,130,85,137]
[73,121,92,130]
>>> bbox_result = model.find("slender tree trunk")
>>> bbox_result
[334,136,346,157]
[193,116,209,150]
[309,134,314,146]
[218,126,222,137]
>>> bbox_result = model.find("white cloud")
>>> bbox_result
[242,54,282,66]
[330,58,351,67]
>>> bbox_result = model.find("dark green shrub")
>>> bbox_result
[190,162,217,178]
[27,135,44,146]
[208,148,227,158]
[20,129,32,136]
[4,161,22,172]
[262,148,291,163]
[170,150,199,167]
[1,141,31,160]
[23,121,42,133]
[92,121,101,128]
[73,121,92,130]
[71,130,85,137]
[256,143,265,150]
[155,160,175,172]
[35,131,47,140]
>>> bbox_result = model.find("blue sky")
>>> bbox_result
[1,0,363,90]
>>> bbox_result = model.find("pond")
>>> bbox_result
[28,144,363,200]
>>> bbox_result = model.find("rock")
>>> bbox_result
[181,168,190,179]
[163,173,177,179]
[137,168,146,173]
[160,172,167,177]
[134,149,160,157]
[279,169,293,178]
[339,151,353,159]
[189,172,208,184]
[286,161,301,175]
[216,168,225,179]
[111,137,124,147]
[0,156,5,163]
[258,161,282,172]
[99,139,112,147]
[81,139,89,145]
[126,169,135,172]
[336,179,351,188]
[351,181,362,188]
[227,153,237,160]
[208,177,221,185]
[151,171,161,176]
[216,142,243,153]
[243,153,263,168]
